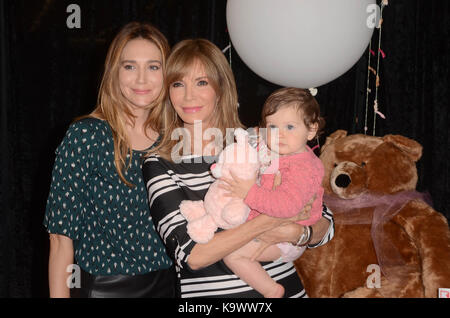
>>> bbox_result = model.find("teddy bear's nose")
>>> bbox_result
[335,174,351,188]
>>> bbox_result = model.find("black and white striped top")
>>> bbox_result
[142,154,334,298]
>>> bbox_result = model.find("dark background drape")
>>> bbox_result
[0,0,448,297]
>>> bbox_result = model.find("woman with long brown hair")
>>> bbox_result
[143,39,335,297]
[43,22,176,298]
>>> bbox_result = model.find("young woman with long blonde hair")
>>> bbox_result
[44,22,176,298]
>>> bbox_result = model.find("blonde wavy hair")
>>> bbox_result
[151,38,244,161]
[77,22,170,187]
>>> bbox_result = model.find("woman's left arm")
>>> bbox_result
[255,204,334,250]
[308,204,334,247]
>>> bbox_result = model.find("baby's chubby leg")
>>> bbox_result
[223,240,284,298]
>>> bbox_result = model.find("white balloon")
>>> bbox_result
[226,0,377,88]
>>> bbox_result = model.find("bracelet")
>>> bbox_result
[296,226,313,247]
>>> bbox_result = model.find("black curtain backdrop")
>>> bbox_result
[1,0,449,297]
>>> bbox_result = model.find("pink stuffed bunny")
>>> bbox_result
[179,128,261,243]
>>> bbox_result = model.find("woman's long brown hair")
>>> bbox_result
[150,38,244,161]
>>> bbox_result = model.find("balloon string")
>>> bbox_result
[365,40,372,135]
[373,3,385,136]
[222,44,231,54]
[222,42,233,69]
[229,41,232,70]
[223,40,237,107]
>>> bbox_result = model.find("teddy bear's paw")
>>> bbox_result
[179,200,206,221]
[341,286,383,298]
[222,202,250,228]
[187,215,217,244]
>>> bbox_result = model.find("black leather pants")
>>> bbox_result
[70,266,178,298]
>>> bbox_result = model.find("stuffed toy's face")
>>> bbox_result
[211,137,260,180]
[320,130,423,199]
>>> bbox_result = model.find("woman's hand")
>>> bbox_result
[250,222,304,260]
[219,170,257,200]
[249,192,316,260]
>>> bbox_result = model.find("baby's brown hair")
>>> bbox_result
[260,87,325,138]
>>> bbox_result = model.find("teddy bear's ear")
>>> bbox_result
[383,134,423,162]
[321,130,347,154]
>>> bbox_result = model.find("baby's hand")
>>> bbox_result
[219,171,256,199]
[287,194,316,223]
[272,171,282,190]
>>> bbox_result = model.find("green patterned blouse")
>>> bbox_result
[44,118,172,275]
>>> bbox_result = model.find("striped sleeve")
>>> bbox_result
[307,204,335,249]
[142,155,196,269]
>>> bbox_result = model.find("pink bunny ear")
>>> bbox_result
[257,139,266,153]
[211,163,222,178]
[234,128,249,144]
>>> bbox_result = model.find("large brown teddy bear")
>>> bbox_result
[295,130,450,297]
